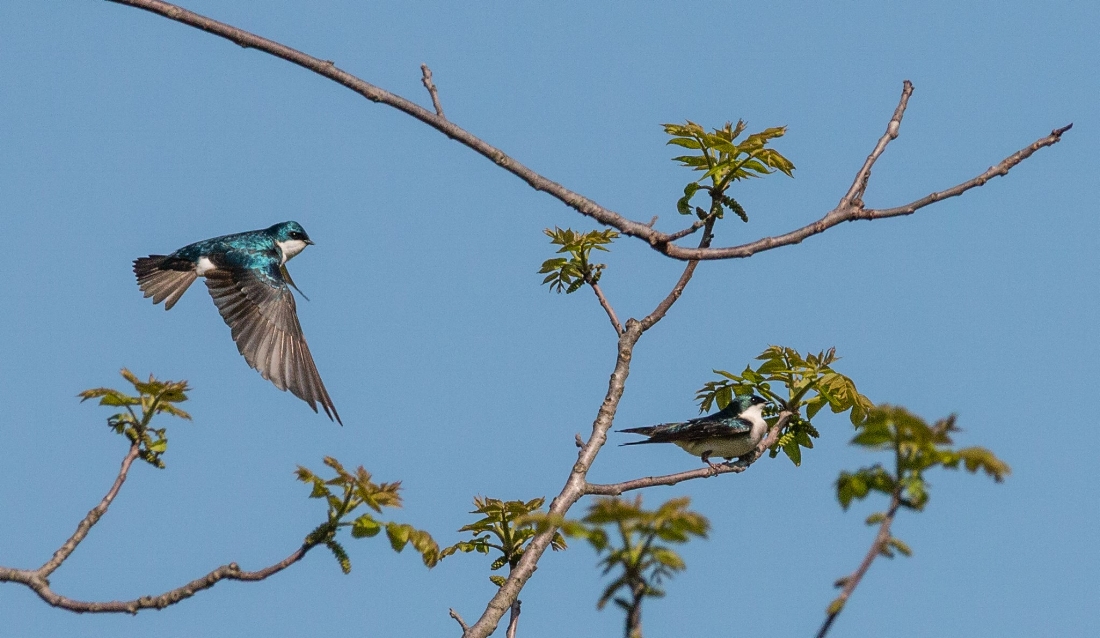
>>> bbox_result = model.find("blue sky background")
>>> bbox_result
[1,1,1097,636]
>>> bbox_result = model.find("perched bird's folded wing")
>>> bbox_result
[134,255,198,310]
[619,416,751,444]
[204,265,341,425]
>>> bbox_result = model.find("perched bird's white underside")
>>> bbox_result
[277,239,308,264]
[676,403,769,459]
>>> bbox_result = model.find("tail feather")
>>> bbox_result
[134,255,197,310]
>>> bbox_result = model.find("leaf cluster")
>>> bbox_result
[440,496,566,587]
[837,406,1010,514]
[666,120,794,223]
[553,496,708,612]
[78,368,191,468]
[296,457,440,573]
[538,227,619,294]
[696,346,873,466]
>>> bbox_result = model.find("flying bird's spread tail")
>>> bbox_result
[133,221,341,425]
[134,255,198,310]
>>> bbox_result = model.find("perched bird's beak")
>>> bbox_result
[305,239,315,245]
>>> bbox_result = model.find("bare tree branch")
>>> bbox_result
[0,441,317,614]
[585,413,792,496]
[2,545,312,614]
[39,443,141,577]
[816,489,903,638]
[104,1,1067,264]
[420,64,445,118]
[589,280,624,334]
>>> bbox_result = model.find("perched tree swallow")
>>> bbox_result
[619,395,768,468]
[134,221,341,424]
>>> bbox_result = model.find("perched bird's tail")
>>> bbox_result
[617,425,661,446]
[134,255,198,310]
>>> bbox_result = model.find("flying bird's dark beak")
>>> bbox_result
[305,239,315,245]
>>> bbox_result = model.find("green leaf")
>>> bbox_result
[351,514,382,538]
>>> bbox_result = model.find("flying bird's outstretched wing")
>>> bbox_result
[204,262,341,425]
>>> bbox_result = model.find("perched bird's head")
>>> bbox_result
[269,221,314,262]
[735,393,768,411]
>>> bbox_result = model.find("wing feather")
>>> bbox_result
[204,267,341,424]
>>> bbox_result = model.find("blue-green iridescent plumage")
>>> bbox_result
[619,394,768,466]
[133,221,340,424]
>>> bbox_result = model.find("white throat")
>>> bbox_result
[740,404,766,429]
[277,239,308,264]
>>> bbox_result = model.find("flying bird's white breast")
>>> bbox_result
[195,256,217,276]
[277,239,308,264]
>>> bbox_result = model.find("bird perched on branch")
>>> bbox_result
[134,221,341,424]
[619,394,768,468]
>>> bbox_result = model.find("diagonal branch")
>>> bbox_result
[585,413,792,496]
[105,1,1066,266]
[841,81,913,208]
[816,488,903,638]
[39,443,141,577]
[589,281,624,335]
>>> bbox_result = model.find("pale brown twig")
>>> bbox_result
[420,64,445,118]
[449,608,470,635]
[589,280,624,334]
[40,443,141,577]
[816,489,903,638]
[104,0,1069,264]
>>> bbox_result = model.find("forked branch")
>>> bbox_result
[104,0,1070,263]
[0,442,317,614]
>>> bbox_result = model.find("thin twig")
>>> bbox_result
[104,1,1068,264]
[449,608,470,635]
[589,281,624,334]
[639,218,715,331]
[840,81,913,208]
[585,413,792,495]
[420,64,445,118]
[816,489,903,638]
[39,443,141,577]
[505,599,521,638]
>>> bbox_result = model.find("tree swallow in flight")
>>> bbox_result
[134,221,341,424]
[619,394,768,468]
